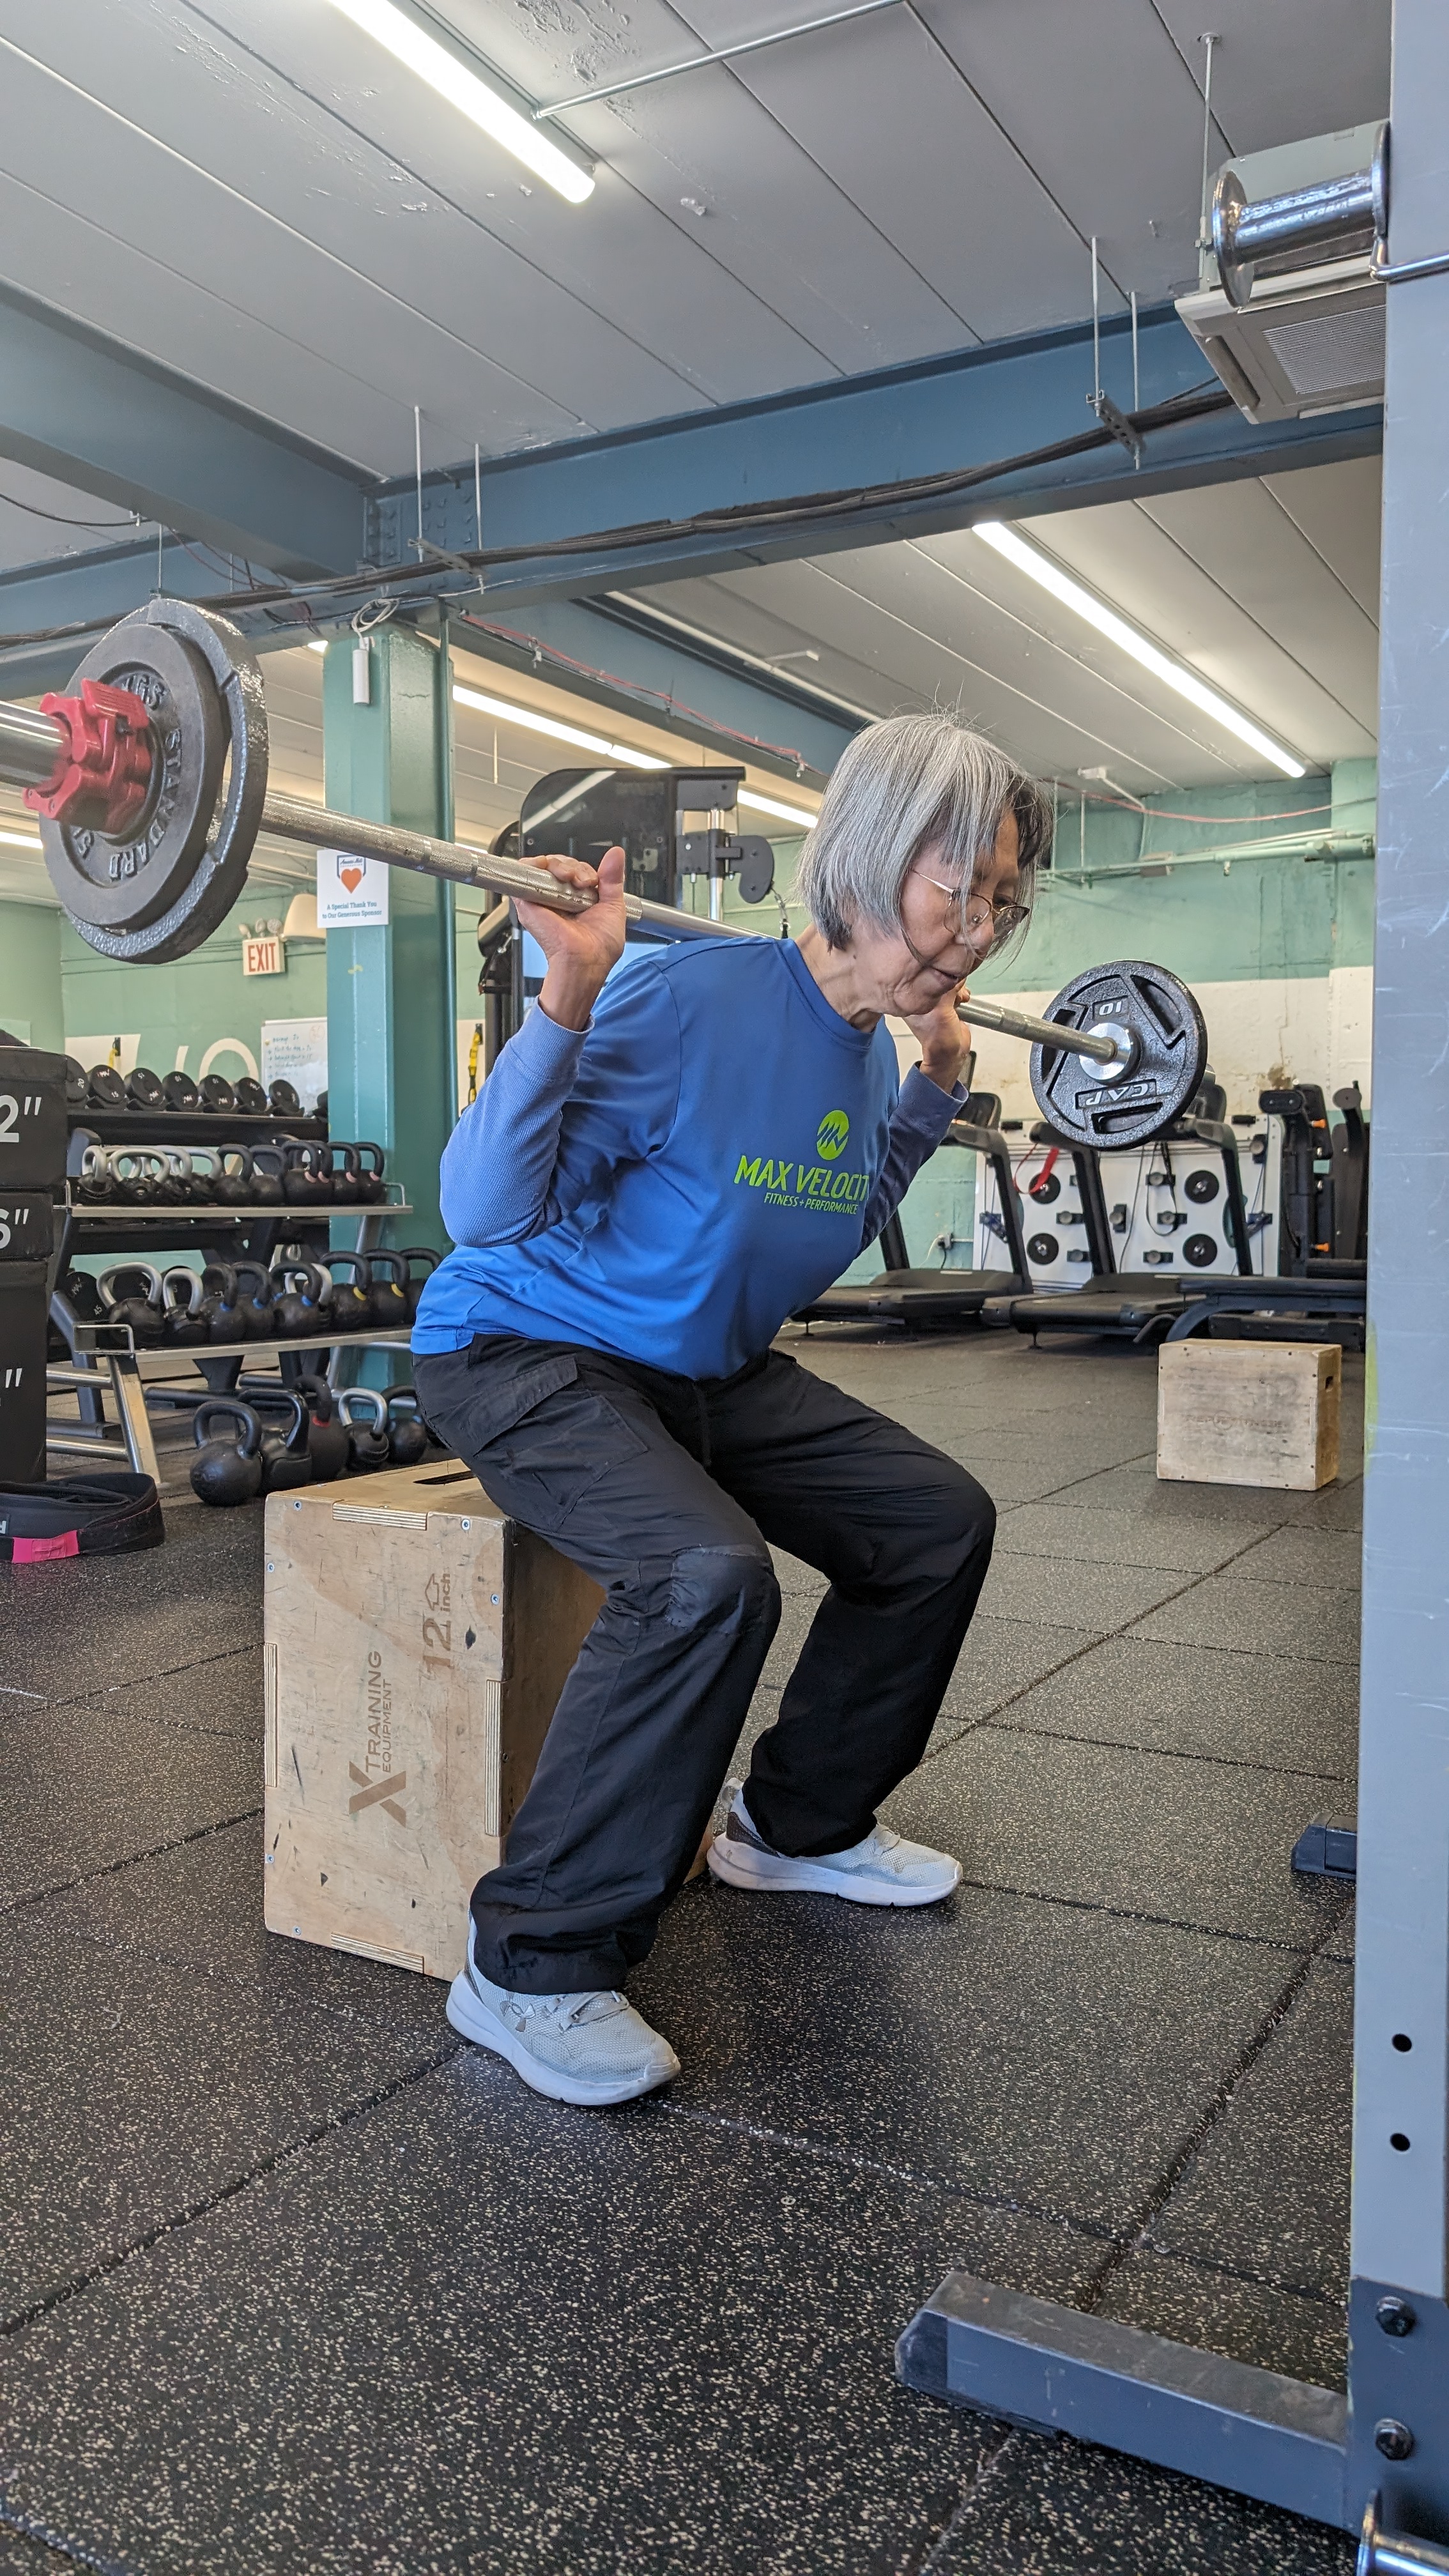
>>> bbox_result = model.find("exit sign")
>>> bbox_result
[242,935,286,977]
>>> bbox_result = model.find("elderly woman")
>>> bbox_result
[412,712,1052,2107]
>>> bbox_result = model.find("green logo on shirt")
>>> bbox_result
[816,1109,850,1161]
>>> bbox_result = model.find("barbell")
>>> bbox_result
[3,595,1207,1151]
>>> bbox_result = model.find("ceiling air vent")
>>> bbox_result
[1176,124,1385,425]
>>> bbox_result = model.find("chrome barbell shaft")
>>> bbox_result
[960,992,1130,1066]
[259,790,751,942]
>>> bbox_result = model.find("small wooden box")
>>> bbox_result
[1156,1340,1341,1491]
[263,1461,602,1977]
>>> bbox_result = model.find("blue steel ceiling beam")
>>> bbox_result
[0,284,368,583]
[367,307,1383,607]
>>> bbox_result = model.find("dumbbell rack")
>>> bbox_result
[50,1103,419,1480]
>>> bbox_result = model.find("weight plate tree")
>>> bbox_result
[0,601,1209,1150]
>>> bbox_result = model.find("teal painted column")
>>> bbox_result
[323,624,456,1258]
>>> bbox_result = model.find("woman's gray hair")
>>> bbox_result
[796,712,1054,955]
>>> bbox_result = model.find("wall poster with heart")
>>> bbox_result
[317,848,390,928]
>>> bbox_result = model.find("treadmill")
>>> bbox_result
[985,1090,1255,1343]
[793,1097,1032,1330]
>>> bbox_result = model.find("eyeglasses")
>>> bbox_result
[911,868,1032,949]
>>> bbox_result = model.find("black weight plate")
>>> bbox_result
[42,624,223,931]
[1184,1168,1220,1202]
[163,1070,201,1112]
[87,1064,126,1109]
[1029,961,1207,1151]
[1184,1232,1220,1268]
[49,601,268,966]
[199,1075,237,1114]
[268,1078,302,1117]
[126,1066,165,1110]
[1027,1232,1059,1265]
[233,1077,268,1116]
[1027,1169,1060,1203]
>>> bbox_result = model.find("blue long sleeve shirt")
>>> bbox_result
[413,934,962,1380]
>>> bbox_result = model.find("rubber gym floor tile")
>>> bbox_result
[63,1644,263,1742]
[1145,1961,1352,2299]
[0,2526,74,2573]
[0,1501,264,1699]
[993,1499,1250,1575]
[976,1552,1192,1633]
[768,1545,827,1598]
[1043,1460,1301,1522]
[1130,1573,1360,1667]
[0,2060,1100,2576]
[1222,1524,1365,1588]
[634,1880,1295,2235]
[0,1908,450,2328]
[0,1699,261,1911]
[993,1635,1358,1777]
[940,1611,1107,1725]
[884,1727,1351,1949]
[38,1814,448,2041]
[1096,2248,1347,2392]
[930,2426,1353,2573]
[1288,1478,1365,1532]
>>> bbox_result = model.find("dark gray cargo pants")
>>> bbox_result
[413,1335,995,1992]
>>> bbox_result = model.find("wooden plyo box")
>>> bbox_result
[263,1462,602,1977]
[1156,1340,1341,1491]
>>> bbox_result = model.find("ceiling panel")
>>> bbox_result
[1263,455,1383,621]
[663,2,1094,339]
[1151,0,1389,158]
[0,10,706,461]
[1014,497,1378,759]
[1131,482,1379,732]
[632,452,1380,789]
[183,0,841,407]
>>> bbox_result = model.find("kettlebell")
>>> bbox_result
[188,1146,222,1203]
[191,1400,264,1507]
[294,1373,349,1482]
[352,1141,387,1206]
[327,1141,362,1205]
[386,1391,429,1468]
[148,1148,188,1208]
[97,1264,165,1347]
[161,1267,210,1348]
[200,1262,244,1344]
[272,1262,330,1338]
[325,1252,371,1333]
[232,1261,275,1340]
[213,1144,255,1209]
[75,1144,118,1209]
[249,1388,312,1492]
[164,1149,207,1209]
[249,1143,286,1209]
[339,1388,390,1471]
[365,1251,411,1331]
[399,1246,440,1322]
[109,1147,159,1208]
[282,1140,332,1207]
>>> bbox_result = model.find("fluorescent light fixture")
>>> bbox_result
[453,683,666,769]
[974,521,1306,779]
[739,788,816,828]
[0,827,43,852]
[306,638,328,654]
[327,0,595,203]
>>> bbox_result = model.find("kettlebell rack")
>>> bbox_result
[47,1324,417,1485]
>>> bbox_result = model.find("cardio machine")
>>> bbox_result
[792,1095,1032,1330]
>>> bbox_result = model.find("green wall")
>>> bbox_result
[0,902,64,1051]
[57,895,327,1090]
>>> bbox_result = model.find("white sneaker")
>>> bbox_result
[706,1789,961,1909]
[446,1931,680,2108]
